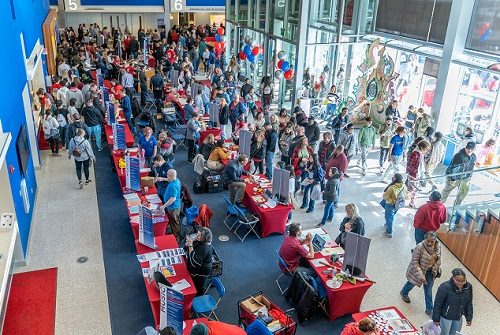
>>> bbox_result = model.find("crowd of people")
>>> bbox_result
[36,21,493,335]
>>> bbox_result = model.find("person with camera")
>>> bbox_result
[186,227,214,295]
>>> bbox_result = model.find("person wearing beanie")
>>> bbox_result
[413,191,447,244]
[441,141,476,206]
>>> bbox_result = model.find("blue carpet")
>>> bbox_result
[95,142,350,334]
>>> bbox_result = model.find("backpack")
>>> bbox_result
[395,187,406,210]
[71,138,86,158]
[56,113,67,127]
[263,84,272,95]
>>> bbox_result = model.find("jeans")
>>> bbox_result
[439,316,463,335]
[187,139,196,162]
[401,268,435,311]
[220,124,227,140]
[140,89,147,106]
[379,147,389,167]
[321,201,335,225]
[59,124,68,148]
[301,183,316,211]
[75,159,90,182]
[193,59,199,74]
[414,227,427,244]
[87,124,102,151]
[441,177,471,206]
[382,154,403,180]
[325,103,337,120]
[360,145,370,170]
[265,151,274,179]
[48,136,60,154]
[384,203,397,234]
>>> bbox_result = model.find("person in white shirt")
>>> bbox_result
[56,80,70,108]
[57,59,71,78]
[425,131,445,191]
[66,82,84,110]
[120,68,135,96]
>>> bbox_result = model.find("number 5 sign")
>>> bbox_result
[66,0,78,11]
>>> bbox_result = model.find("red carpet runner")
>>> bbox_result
[3,268,58,335]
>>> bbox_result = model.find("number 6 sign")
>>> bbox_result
[174,0,182,11]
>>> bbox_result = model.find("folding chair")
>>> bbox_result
[223,195,247,230]
[191,277,225,320]
[276,249,294,295]
[233,205,260,242]
[170,127,187,151]
[314,276,329,317]
[143,91,158,113]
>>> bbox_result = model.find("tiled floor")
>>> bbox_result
[17,150,111,335]
[18,146,499,334]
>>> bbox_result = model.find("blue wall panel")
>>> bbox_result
[186,0,225,6]
[81,0,164,5]
[0,0,49,255]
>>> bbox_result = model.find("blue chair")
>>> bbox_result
[314,276,329,316]
[245,319,273,335]
[191,277,225,320]
[233,205,260,242]
[223,195,247,230]
[275,249,294,295]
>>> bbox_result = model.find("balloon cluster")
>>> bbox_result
[239,35,262,66]
[479,23,492,42]
[214,27,226,52]
[275,51,294,80]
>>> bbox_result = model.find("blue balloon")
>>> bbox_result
[247,53,255,63]
[280,60,290,72]
[480,28,492,42]
[244,44,252,56]
[215,34,221,42]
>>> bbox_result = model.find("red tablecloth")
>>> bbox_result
[104,123,135,148]
[308,240,373,320]
[183,318,208,334]
[352,306,418,333]
[198,128,222,145]
[136,235,197,323]
[242,177,292,237]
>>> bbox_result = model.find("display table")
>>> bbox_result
[303,228,373,321]
[183,318,208,334]
[242,176,293,237]
[104,123,135,148]
[136,235,197,324]
[198,128,222,145]
[352,306,419,334]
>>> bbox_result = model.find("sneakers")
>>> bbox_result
[361,169,366,176]
[385,232,393,238]
[400,291,410,303]
[344,173,350,178]
[315,223,325,228]
[79,181,83,189]
[85,179,92,185]
[300,205,307,209]
[379,167,384,174]
[305,209,313,213]
[326,219,333,223]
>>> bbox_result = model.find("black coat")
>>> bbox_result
[285,271,319,322]
[304,122,320,145]
[219,104,229,126]
[250,140,266,160]
[186,242,213,277]
[433,279,473,322]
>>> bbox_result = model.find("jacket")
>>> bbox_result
[284,271,319,322]
[340,323,364,335]
[406,149,424,178]
[405,240,441,287]
[317,141,336,168]
[358,125,376,147]
[265,130,278,153]
[81,106,103,127]
[222,159,245,184]
[304,122,320,145]
[193,204,213,228]
[323,177,340,202]
[187,242,213,277]
[250,139,266,160]
[338,130,358,157]
[278,131,295,156]
[120,95,132,118]
[339,216,365,236]
[433,279,473,322]
[200,142,214,160]
[413,200,447,232]
[446,149,476,181]
[186,118,200,140]
[325,153,348,179]
[383,182,406,205]
[218,104,229,126]
[378,123,394,148]
[427,140,445,165]
[229,101,247,123]
[67,136,95,162]
[331,114,349,131]
[291,145,314,176]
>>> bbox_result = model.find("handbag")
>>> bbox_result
[335,231,347,246]
[310,184,322,201]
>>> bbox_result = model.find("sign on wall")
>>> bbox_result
[64,0,164,12]
[170,0,224,12]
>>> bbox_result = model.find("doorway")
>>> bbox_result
[102,13,127,31]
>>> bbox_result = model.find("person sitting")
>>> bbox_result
[186,227,214,294]
[221,154,251,207]
[278,223,314,272]
[207,139,230,171]
[200,133,216,160]
[189,321,246,335]
[340,317,380,335]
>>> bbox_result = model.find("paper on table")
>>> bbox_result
[311,258,328,267]
[321,246,345,256]
[129,206,140,214]
[172,279,191,291]
[145,194,162,204]
[127,199,141,207]
[378,308,400,320]
[140,168,151,173]
[130,215,139,224]
[123,193,140,201]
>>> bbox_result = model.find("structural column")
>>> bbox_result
[293,0,310,104]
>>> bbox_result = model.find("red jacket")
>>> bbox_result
[194,204,213,228]
[325,152,348,179]
[340,323,364,335]
[291,145,314,176]
[413,200,447,232]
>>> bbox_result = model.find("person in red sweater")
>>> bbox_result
[190,321,246,335]
[325,145,348,208]
[413,191,447,244]
[341,317,380,335]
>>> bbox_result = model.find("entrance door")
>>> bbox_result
[22,84,40,169]
[103,13,127,31]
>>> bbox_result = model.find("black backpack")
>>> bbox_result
[131,96,142,118]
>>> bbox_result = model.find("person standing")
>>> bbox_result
[381,173,406,238]
[406,140,431,208]
[138,67,148,107]
[43,110,61,156]
[331,107,349,144]
[67,128,95,188]
[304,116,320,149]
[414,108,432,138]
[138,127,158,167]
[441,142,476,206]
[381,126,406,182]
[185,227,213,294]
[186,112,202,163]
[400,231,441,317]
[81,99,104,151]
[120,68,135,97]
[385,99,402,124]
[357,117,376,176]
[378,117,394,174]
[265,122,278,179]
[432,268,473,335]
[278,124,295,165]
[218,98,229,140]
[152,155,170,201]
[250,130,266,174]
[425,132,445,191]
[404,105,417,141]
[159,169,182,239]
[413,191,447,244]
[221,155,251,207]
[338,123,358,178]
[119,91,135,134]
[150,69,164,113]
[317,167,340,227]
[300,154,324,213]
[325,145,348,208]
[317,132,336,171]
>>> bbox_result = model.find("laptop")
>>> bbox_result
[311,234,326,252]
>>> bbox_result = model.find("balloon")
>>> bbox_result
[275,70,283,79]
[480,28,492,42]
[284,69,294,80]
[239,51,246,60]
[244,35,251,44]
[247,53,256,63]
[217,27,225,36]
[252,46,260,56]
[277,51,286,60]
[215,34,221,42]
[214,42,221,49]
[250,63,256,71]
[244,44,252,56]
[220,35,226,43]
[247,38,253,46]
[280,60,290,72]
[277,60,284,70]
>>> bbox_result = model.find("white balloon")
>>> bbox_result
[250,63,256,71]
[220,35,226,43]
[247,38,253,46]
[244,35,251,44]
[275,70,283,79]
[278,51,286,60]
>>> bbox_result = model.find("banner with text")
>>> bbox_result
[160,284,184,333]
[170,0,224,12]
[126,155,141,191]
[139,205,155,249]
[107,102,116,125]
[112,123,126,150]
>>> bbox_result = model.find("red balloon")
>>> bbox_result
[252,46,260,56]
[217,27,225,36]
[214,42,221,49]
[277,60,284,70]
[284,69,294,80]
[239,51,246,60]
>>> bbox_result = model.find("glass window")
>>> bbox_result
[466,0,500,56]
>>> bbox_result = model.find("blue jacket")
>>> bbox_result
[229,102,247,123]
[121,95,132,118]
[222,159,245,184]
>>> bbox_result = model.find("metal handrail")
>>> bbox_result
[417,164,500,182]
